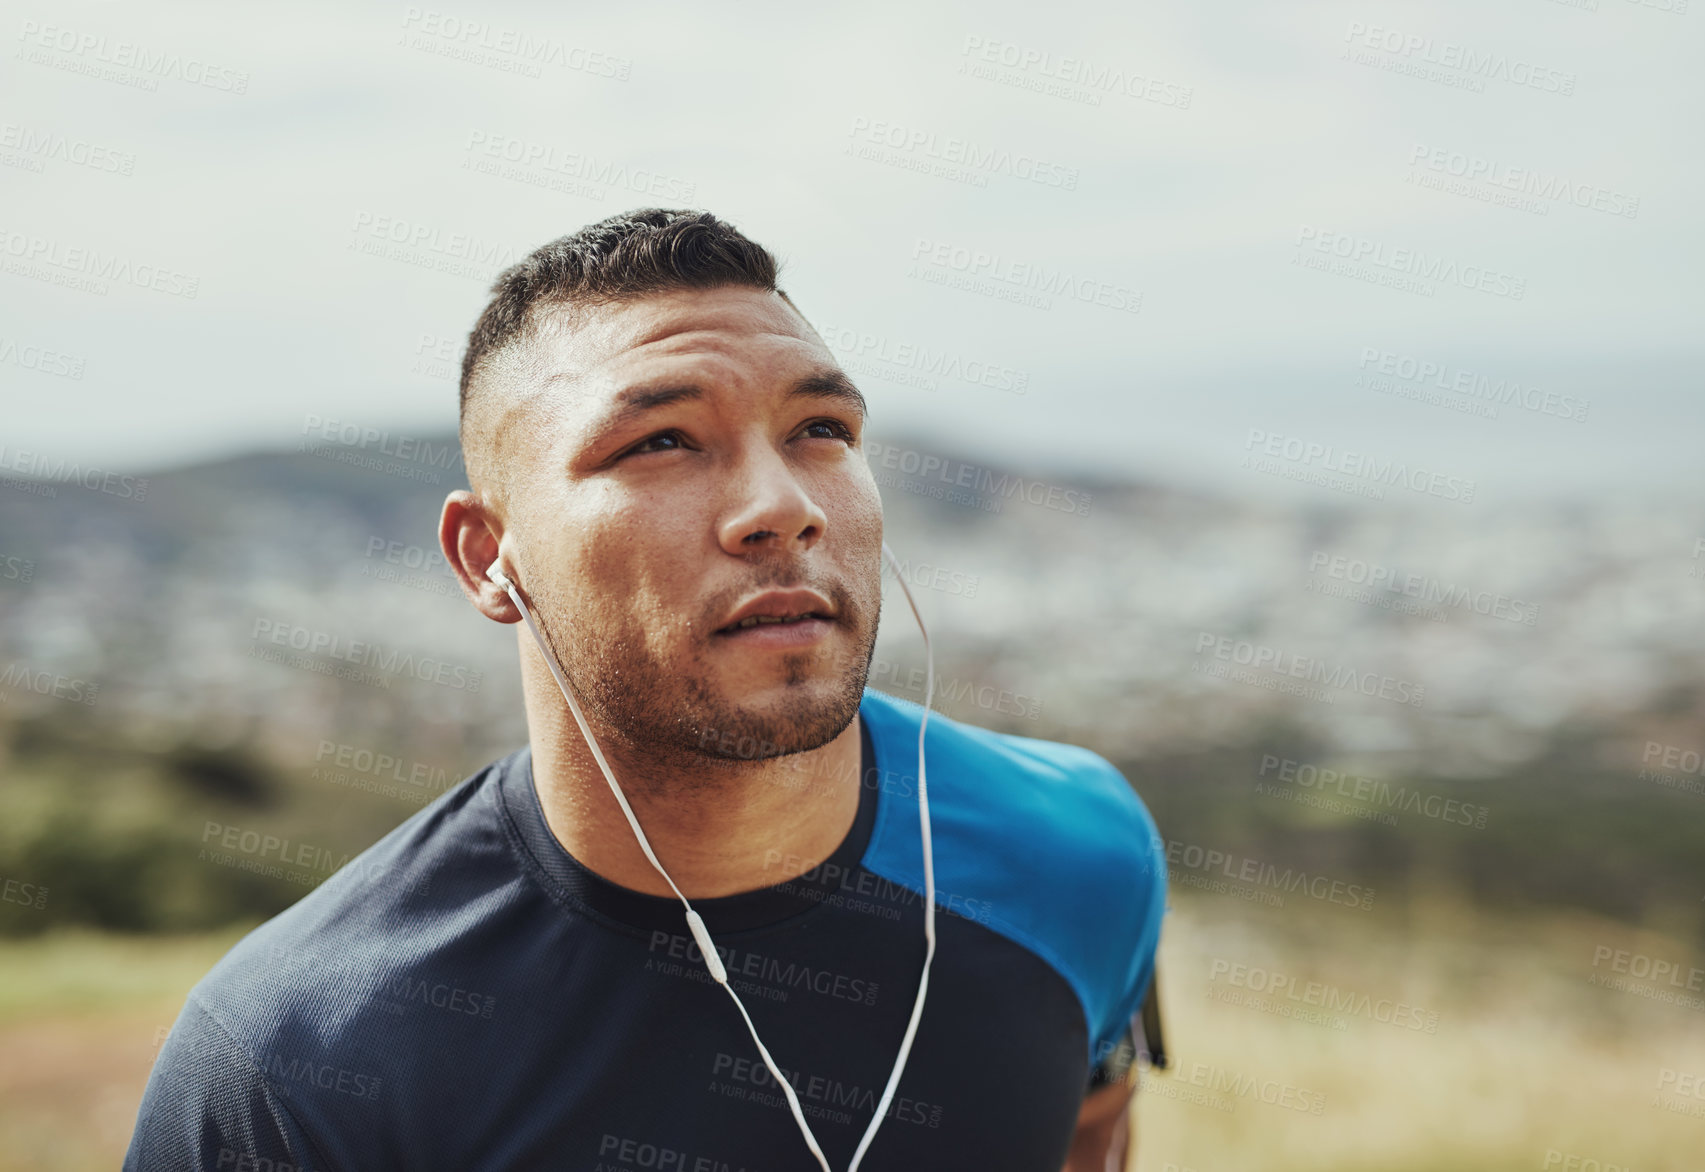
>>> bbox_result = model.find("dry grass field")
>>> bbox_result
[0,926,250,1172]
[2,899,1698,1172]
[1130,898,1704,1172]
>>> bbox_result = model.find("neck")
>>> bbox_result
[520,659,865,901]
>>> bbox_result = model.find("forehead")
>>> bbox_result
[538,286,831,404]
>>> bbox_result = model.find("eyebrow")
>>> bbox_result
[593,368,868,440]
[789,369,868,419]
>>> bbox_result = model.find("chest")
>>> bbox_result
[386,906,1092,1170]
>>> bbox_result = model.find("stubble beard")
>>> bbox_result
[527,574,880,794]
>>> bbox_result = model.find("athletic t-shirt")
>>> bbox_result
[125,687,1167,1171]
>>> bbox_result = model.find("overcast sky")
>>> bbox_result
[3,0,1700,507]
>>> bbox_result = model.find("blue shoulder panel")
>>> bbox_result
[857,687,1168,1066]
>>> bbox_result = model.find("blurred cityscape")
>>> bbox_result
[1,432,1699,943]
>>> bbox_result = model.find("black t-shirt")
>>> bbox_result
[126,688,1167,1171]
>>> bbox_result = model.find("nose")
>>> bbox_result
[716,443,828,556]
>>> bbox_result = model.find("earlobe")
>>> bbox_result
[479,576,524,624]
[481,558,525,624]
[438,489,518,623]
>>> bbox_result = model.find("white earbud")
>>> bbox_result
[486,546,936,1172]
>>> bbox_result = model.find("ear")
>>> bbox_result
[439,490,521,623]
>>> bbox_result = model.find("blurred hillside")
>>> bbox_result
[0,433,1701,945]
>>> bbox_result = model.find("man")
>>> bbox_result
[126,209,1167,1171]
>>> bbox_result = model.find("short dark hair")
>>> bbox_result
[458,208,786,426]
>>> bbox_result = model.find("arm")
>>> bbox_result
[1062,1079,1136,1172]
[1065,969,1164,1172]
[125,996,337,1172]
[1065,776,1167,1172]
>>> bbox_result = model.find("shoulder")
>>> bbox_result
[858,689,1167,1058]
[859,686,1163,885]
[168,755,524,1126]
[125,995,334,1171]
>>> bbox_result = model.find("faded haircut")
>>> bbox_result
[458,209,801,501]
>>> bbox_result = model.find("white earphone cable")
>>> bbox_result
[487,543,935,1172]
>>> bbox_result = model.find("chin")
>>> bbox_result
[690,664,865,761]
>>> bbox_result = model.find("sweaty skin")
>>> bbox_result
[440,286,884,900]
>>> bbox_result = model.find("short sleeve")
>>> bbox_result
[124,996,335,1172]
[1086,820,1168,1082]
[1085,970,1167,1094]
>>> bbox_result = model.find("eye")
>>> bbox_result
[625,429,689,457]
[801,418,855,442]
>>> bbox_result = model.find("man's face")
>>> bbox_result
[488,285,884,768]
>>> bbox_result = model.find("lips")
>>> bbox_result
[714,589,836,634]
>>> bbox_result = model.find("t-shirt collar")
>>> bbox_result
[496,714,879,935]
